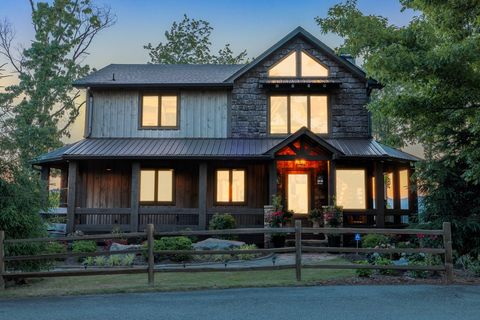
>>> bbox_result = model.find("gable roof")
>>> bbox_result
[225,26,368,82]
[73,64,245,88]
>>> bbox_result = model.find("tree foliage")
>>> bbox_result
[144,14,248,64]
[0,0,115,166]
[316,0,480,254]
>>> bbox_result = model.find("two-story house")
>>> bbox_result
[33,27,418,234]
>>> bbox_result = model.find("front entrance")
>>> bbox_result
[287,173,309,214]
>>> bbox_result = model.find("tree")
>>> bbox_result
[0,0,115,166]
[144,14,248,64]
[316,0,480,254]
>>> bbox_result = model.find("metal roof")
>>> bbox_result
[73,64,245,88]
[32,136,419,164]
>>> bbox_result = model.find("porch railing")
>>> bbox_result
[0,221,453,290]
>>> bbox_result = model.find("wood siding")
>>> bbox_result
[76,161,132,209]
[90,90,228,138]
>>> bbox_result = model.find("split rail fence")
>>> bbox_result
[0,221,454,289]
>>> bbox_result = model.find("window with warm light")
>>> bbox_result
[399,169,409,210]
[385,172,394,209]
[140,169,175,204]
[141,94,178,128]
[268,50,329,77]
[216,169,245,203]
[269,95,328,134]
[336,169,366,210]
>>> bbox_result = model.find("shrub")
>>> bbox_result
[72,240,97,262]
[362,234,391,248]
[43,241,67,262]
[94,256,107,266]
[144,236,193,262]
[209,213,236,239]
[237,244,259,261]
[107,255,122,267]
[373,257,395,275]
[355,260,372,278]
[122,254,135,266]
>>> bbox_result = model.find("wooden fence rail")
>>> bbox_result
[0,221,454,290]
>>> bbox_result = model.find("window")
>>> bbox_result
[141,94,178,128]
[336,169,366,210]
[269,95,328,134]
[399,169,409,210]
[140,169,175,204]
[385,172,394,209]
[216,169,245,203]
[268,50,329,77]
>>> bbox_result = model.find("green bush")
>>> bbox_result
[144,236,193,262]
[355,260,373,278]
[373,257,395,275]
[94,256,107,266]
[72,240,97,262]
[362,234,391,248]
[209,213,236,239]
[107,255,122,267]
[236,244,259,261]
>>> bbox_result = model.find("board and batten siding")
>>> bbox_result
[90,90,229,138]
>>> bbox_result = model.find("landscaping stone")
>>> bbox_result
[109,243,142,252]
[193,238,245,250]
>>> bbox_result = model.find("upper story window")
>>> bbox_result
[141,94,178,128]
[268,50,329,78]
[269,95,328,135]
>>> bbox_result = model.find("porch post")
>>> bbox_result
[40,166,50,208]
[328,160,336,205]
[66,161,78,234]
[130,162,140,232]
[374,161,385,228]
[268,160,277,204]
[198,162,207,229]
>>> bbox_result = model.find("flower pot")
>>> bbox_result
[271,235,286,248]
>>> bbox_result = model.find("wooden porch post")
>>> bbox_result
[130,162,140,232]
[40,166,50,208]
[328,160,336,205]
[198,162,207,229]
[374,161,385,228]
[268,160,277,204]
[66,161,78,234]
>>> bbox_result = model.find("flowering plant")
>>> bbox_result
[266,210,293,227]
[322,205,343,228]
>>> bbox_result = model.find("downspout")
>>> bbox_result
[85,88,94,138]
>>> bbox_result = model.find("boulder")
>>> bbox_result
[109,242,142,252]
[193,238,245,251]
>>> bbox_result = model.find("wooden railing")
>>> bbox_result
[0,221,453,289]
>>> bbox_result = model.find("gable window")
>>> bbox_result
[216,169,245,204]
[141,94,178,128]
[269,95,328,134]
[336,169,367,210]
[140,169,175,204]
[268,50,328,77]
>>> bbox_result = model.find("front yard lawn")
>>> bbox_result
[0,258,355,299]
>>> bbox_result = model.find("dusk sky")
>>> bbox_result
[1,0,417,143]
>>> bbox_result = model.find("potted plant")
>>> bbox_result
[265,210,293,248]
[308,208,323,229]
[323,203,343,247]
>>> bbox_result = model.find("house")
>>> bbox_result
[33,27,419,235]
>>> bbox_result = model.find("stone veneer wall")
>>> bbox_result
[230,36,370,138]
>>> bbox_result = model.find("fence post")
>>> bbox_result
[0,231,4,290]
[295,220,302,281]
[443,222,453,284]
[146,224,155,286]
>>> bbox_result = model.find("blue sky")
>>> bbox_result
[2,0,416,69]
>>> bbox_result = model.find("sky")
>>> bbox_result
[0,0,417,141]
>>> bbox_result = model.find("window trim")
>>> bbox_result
[268,94,330,136]
[139,93,180,130]
[335,167,368,211]
[268,49,329,79]
[214,168,247,206]
[139,168,176,205]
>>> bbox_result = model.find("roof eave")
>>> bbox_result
[73,82,234,89]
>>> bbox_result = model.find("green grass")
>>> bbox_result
[0,258,355,299]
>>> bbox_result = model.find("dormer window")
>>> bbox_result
[268,50,329,78]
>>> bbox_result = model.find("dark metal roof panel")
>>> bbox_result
[32,137,419,164]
